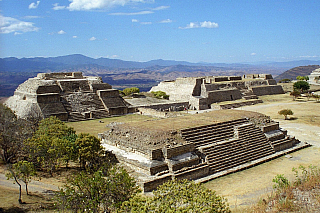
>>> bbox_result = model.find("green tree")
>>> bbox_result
[75,133,103,169]
[151,91,170,99]
[55,165,140,213]
[119,179,231,213]
[6,161,36,203]
[293,81,310,92]
[122,87,140,96]
[278,109,294,120]
[25,116,76,175]
[290,90,301,101]
[0,104,35,163]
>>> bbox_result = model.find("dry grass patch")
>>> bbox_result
[66,114,157,136]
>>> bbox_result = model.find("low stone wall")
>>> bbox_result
[261,123,279,133]
[142,175,172,192]
[37,72,83,79]
[207,89,242,103]
[212,99,263,109]
[162,143,195,159]
[139,102,189,111]
[229,76,242,81]
[138,107,168,118]
[36,85,61,94]
[251,85,284,96]
[91,83,112,92]
[57,79,91,92]
[109,107,128,115]
[98,89,120,97]
[170,157,199,172]
[37,94,60,103]
[174,164,209,181]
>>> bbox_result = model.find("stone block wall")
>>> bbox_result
[251,85,284,96]
[174,164,209,181]
[162,143,195,159]
[207,89,242,103]
[91,83,112,92]
[36,85,61,94]
[37,94,60,103]
[142,175,172,192]
[57,79,91,92]
[37,72,83,79]
[260,123,280,133]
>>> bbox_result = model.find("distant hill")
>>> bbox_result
[1,54,320,96]
[274,65,320,82]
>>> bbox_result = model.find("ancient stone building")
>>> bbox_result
[5,72,132,121]
[308,68,320,85]
[150,74,284,110]
[99,110,309,192]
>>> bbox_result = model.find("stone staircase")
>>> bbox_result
[181,118,248,148]
[241,89,258,100]
[61,92,109,121]
[271,136,297,152]
[198,123,275,174]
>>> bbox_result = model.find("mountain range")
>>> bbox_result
[1,54,320,72]
[1,54,320,97]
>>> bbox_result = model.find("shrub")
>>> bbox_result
[278,109,293,120]
[122,87,140,96]
[151,91,169,99]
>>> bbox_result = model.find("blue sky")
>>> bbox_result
[1,0,320,63]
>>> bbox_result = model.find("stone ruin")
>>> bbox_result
[5,72,133,121]
[150,74,284,110]
[99,110,310,192]
[308,68,320,85]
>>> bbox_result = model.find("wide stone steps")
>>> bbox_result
[271,137,293,147]
[207,144,274,173]
[194,122,275,174]
[92,110,109,119]
[68,113,87,122]
[181,118,248,135]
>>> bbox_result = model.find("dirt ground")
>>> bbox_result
[204,94,320,211]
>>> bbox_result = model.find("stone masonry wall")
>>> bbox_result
[251,85,284,96]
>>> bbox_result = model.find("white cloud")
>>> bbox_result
[23,16,41,19]
[58,30,66,34]
[132,19,139,22]
[111,55,119,58]
[0,15,39,34]
[65,0,146,11]
[200,21,218,28]
[29,1,40,9]
[73,35,77,38]
[152,6,170,11]
[159,19,172,23]
[52,3,66,10]
[89,37,97,41]
[251,53,257,56]
[109,11,153,15]
[140,21,152,25]
[179,21,219,29]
